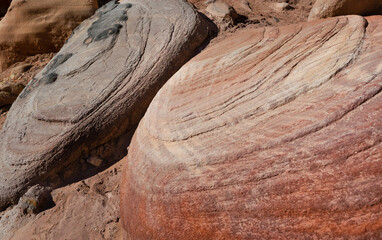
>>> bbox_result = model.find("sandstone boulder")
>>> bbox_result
[121,15,382,239]
[0,0,98,71]
[309,0,382,21]
[205,1,240,30]
[206,1,238,20]
[0,0,210,210]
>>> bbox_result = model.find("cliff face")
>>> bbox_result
[2,0,382,239]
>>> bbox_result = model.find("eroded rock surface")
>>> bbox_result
[0,0,210,210]
[309,0,382,21]
[0,161,124,240]
[189,0,314,29]
[121,15,382,239]
[0,0,98,71]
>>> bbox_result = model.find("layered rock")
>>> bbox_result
[309,0,382,21]
[0,0,98,71]
[0,0,210,210]
[121,15,382,239]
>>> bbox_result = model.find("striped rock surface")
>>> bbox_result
[0,0,98,71]
[309,0,382,21]
[0,0,210,210]
[121,15,382,239]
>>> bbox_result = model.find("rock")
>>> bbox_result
[269,2,294,12]
[206,1,237,19]
[1,161,124,240]
[121,15,382,239]
[87,156,104,167]
[309,0,382,21]
[17,185,53,215]
[0,82,24,106]
[189,0,314,29]
[0,0,99,71]
[0,0,211,210]
[206,1,240,30]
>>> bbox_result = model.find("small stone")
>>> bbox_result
[206,1,238,21]
[269,2,294,12]
[87,156,104,167]
[18,185,53,214]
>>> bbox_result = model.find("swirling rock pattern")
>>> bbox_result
[0,0,210,210]
[0,0,98,71]
[309,0,382,21]
[121,15,382,239]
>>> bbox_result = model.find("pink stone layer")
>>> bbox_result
[121,15,382,239]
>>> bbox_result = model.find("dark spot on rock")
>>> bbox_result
[95,24,123,41]
[119,15,128,21]
[84,1,130,45]
[19,77,39,99]
[19,88,30,99]
[47,53,73,72]
[43,73,58,84]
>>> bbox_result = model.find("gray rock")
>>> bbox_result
[18,185,53,214]
[0,0,211,210]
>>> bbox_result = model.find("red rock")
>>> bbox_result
[121,15,382,239]
[0,161,124,240]
[0,0,211,210]
[0,0,98,71]
[309,0,382,21]
[189,0,313,28]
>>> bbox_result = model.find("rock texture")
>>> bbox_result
[309,0,382,21]
[121,15,382,239]
[205,1,241,30]
[0,161,124,240]
[189,0,314,29]
[0,0,210,210]
[0,0,98,71]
